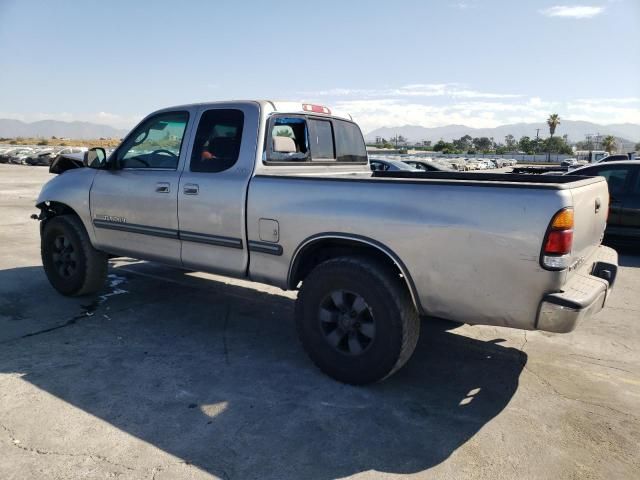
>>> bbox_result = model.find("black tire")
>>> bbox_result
[295,256,420,385]
[41,215,108,296]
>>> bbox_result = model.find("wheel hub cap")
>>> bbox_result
[52,234,77,278]
[318,290,376,355]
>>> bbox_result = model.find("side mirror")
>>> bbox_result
[83,147,107,169]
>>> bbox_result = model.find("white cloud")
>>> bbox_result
[540,5,605,19]
[451,0,478,9]
[3,89,639,135]
[573,97,640,105]
[311,94,637,134]
[565,100,640,124]
[301,83,523,100]
[295,82,640,132]
[0,111,141,129]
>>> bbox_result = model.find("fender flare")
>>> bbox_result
[288,232,425,315]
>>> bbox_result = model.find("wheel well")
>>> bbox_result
[37,201,79,219]
[36,202,81,232]
[289,237,422,313]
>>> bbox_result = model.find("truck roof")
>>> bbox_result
[151,100,353,122]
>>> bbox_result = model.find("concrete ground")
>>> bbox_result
[0,163,638,480]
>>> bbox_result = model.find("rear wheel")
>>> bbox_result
[41,215,108,296]
[295,256,420,385]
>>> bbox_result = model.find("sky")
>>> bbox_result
[0,0,638,134]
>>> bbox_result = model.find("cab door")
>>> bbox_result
[90,110,193,264]
[178,102,260,277]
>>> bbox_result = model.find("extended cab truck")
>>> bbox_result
[36,100,618,384]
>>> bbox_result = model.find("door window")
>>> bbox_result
[630,168,640,194]
[190,109,244,172]
[117,112,189,169]
[589,167,630,195]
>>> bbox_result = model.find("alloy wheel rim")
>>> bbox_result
[318,289,376,355]
[51,234,77,278]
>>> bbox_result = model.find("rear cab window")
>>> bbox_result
[266,115,366,164]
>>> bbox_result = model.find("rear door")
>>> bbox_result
[177,103,260,276]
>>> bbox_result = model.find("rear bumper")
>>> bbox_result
[536,245,618,333]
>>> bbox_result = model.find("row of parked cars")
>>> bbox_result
[0,146,88,166]
[369,156,518,172]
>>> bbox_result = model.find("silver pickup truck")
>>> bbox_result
[35,100,618,384]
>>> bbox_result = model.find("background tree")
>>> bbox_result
[433,140,448,152]
[504,134,516,150]
[472,137,492,152]
[547,114,561,138]
[453,134,472,152]
[635,142,640,152]
[602,135,616,153]
[544,136,573,155]
[518,136,534,154]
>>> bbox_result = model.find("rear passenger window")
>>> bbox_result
[269,117,309,161]
[334,119,367,162]
[266,116,366,164]
[190,109,244,173]
[308,119,335,160]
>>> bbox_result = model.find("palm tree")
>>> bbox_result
[547,114,561,138]
[602,135,617,154]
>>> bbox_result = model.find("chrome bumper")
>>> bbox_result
[536,245,618,333]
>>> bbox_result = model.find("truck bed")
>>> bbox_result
[370,169,595,187]
[258,168,606,190]
[247,170,609,330]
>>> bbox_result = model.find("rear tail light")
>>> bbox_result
[302,103,331,114]
[541,208,574,270]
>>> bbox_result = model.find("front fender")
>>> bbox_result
[36,168,98,244]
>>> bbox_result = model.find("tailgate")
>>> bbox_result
[569,177,609,269]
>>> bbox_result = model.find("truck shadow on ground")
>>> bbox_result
[0,262,527,479]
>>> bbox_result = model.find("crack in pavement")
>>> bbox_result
[0,421,135,472]
[568,356,638,376]
[520,331,528,354]
[523,365,640,422]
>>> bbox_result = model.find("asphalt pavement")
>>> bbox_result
[1,163,638,480]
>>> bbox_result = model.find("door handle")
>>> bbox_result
[183,183,199,195]
[156,182,170,193]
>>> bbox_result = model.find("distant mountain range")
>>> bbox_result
[365,120,640,144]
[0,119,130,140]
[2,117,639,146]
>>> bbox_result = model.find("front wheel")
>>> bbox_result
[41,215,108,296]
[295,257,420,385]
